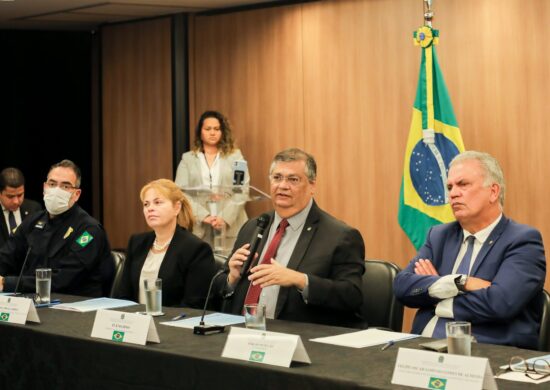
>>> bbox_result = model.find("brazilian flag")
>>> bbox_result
[398,26,465,250]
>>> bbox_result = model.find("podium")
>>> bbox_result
[182,185,270,255]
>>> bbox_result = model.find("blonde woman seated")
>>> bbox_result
[114,179,215,309]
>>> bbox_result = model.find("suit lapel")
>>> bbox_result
[275,202,320,317]
[135,233,155,275]
[439,223,463,275]
[158,228,180,279]
[20,203,32,220]
[0,211,8,240]
[470,216,509,275]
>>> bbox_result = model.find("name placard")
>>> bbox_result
[0,296,40,324]
[222,327,311,367]
[91,309,160,345]
[391,348,497,390]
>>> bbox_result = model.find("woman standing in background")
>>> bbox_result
[175,111,249,252]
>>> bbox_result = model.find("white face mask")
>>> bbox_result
[44,187,73,215]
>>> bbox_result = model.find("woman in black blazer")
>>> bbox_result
[114,179,215,309]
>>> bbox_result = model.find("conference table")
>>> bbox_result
[0,294,547,389]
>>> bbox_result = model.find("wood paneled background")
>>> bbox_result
[102,18,173,249]
[102,0,550,330]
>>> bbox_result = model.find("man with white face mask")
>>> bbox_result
[0,160,114,297]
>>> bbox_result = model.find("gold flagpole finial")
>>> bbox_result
[424,0,434,27]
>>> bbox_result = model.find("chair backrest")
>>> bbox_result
[109,250,127,298]
[539,290,550,351]
[361,259,404,331]
[214,253,228,272]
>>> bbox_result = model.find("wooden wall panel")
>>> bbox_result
[189,6,305,207]
[189,0,550,331]
[102,18,172,249]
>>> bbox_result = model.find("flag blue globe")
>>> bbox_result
[409,134,460,206]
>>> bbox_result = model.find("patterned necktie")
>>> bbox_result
[243,219,289,307]
[432,235,476,338]
[8,211,17,236]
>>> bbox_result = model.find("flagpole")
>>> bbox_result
[423,0,434,27]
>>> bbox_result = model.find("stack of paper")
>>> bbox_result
[52,297,137,312]
[310,328,419,348]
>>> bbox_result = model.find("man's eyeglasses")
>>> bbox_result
[269,174,303,186]
[45,180,78,192]
[497,356,550,380]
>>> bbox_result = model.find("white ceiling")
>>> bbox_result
[0,0,279,30]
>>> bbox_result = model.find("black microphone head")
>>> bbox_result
[257,213,271,229]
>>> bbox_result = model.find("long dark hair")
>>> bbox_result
[193,110,235,156]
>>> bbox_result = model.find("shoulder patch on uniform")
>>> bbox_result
[76,231,94,247]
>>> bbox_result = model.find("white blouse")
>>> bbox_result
[138,250,167,304]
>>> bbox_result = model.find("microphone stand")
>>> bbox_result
[13,246,33,297]
[193,269,226,335]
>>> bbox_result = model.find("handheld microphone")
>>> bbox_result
[13,246,33,296]
[193,269,227,335]
[239,213,270,277]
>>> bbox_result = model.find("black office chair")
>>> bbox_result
[214,253,228,272]
[538,290,550,351]
[360,259,404,331]
[109,250,127,297]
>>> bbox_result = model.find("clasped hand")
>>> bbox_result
[203,215,226,230]
[414,258,491,291]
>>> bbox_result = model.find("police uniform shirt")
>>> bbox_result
[0,204,113,297]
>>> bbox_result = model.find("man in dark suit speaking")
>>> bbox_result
[0,168,41,248]
[394,151,546,349]
[219,148,365,327]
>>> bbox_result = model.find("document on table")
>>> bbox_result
[310,328,419,348]
[52,297,138,312]
[161,313,245,328]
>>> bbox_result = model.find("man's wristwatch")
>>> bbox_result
[454,274,468,292]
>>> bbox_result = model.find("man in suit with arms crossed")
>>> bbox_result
[0,168,41,248]
[394,151,546,349]
[219,148,365,327]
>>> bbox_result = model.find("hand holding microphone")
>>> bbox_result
[227,214,270,286]
[227,244,253,286]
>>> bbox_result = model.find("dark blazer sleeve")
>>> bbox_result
[453,225,546,323]
[393,226,447,308]
[306,225,365,312]
[176,235,216,309]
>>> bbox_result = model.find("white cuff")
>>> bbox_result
[428,274,460,299]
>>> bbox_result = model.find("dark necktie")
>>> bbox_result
[243,219,289,307]
[8,211,17,236]
[456,236,475,275]
[432,235,476,338]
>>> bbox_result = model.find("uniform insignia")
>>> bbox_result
[63,227,74,239]
[35,220,46,229]
[76,231,94,247]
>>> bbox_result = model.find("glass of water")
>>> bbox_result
[244,303,266,331]
[446,321,471,356]
[35,268,52,304]
[144,278,162,316]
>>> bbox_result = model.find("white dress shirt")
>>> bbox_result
[258,199,313,319]
[2,205,22,235]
